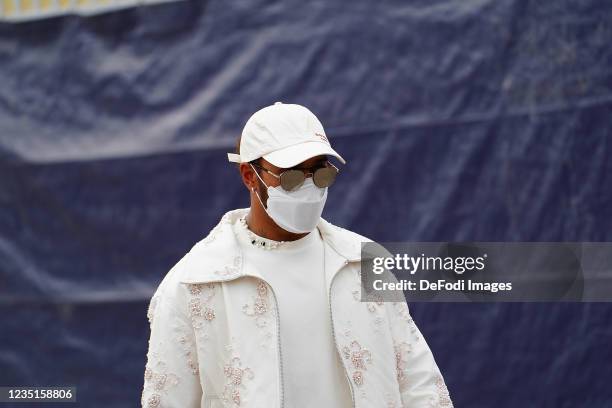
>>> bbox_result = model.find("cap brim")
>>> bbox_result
[262,141,346,168]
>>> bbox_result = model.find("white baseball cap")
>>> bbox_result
[227,102,346,168]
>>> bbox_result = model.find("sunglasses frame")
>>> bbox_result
[250,160,339,192]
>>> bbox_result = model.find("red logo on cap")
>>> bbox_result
[315,133,329,144]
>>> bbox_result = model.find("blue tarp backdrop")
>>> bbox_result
[1,0,611,406]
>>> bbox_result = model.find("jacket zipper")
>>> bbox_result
[329,258,356,408]
[265,279,285,408]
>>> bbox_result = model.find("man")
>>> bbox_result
[141,102,453,407]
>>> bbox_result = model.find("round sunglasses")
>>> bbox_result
[250,161,339,191]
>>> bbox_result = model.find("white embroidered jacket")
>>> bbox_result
[142,208,453,408]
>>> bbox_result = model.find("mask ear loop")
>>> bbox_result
[250,163,269,210]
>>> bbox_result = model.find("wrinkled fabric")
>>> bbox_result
[1,0,611,406]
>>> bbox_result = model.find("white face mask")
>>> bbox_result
[250,164,328,234]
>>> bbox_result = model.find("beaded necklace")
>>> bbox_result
[238,216,286,250]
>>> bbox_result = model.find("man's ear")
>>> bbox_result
[239,163,257,191]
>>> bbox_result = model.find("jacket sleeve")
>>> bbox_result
[386,299,453,408]
[141,283,203,408]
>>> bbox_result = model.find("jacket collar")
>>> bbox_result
[178,208,364,285]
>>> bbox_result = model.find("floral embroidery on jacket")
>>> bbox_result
[187,283,217,337]
[352,289,386,333]
[393,339,413,389]
[342,340,373,387]
[147,295,160,326]
[393,301,421,342]
[176,328,199,376]
[242,280,272,328]
[385,392,401,408]
[434,373,453,407]
[351,293,382,311]
[142,353,181,408]
[223,356,255,406]
[215,255,243,277]
[201,213,231,246]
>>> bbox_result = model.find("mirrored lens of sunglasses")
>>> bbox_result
[280,169,306,191]
[313,167,337,188]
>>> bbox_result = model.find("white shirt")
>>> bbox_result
[233,216,353,407]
